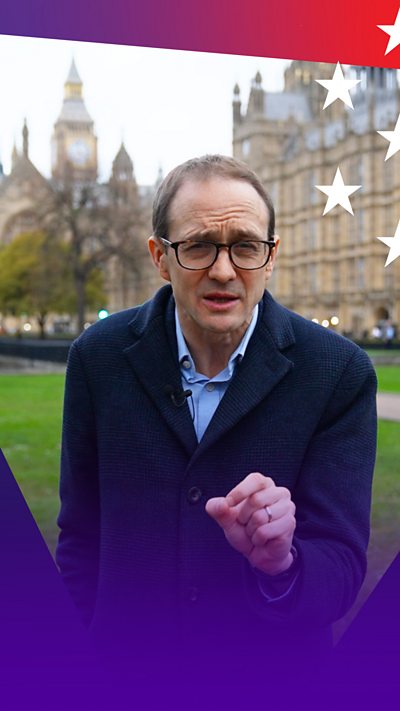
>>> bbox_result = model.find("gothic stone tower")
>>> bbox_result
[51,60,98,183]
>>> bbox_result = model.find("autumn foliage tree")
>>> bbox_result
[0,231,105,338]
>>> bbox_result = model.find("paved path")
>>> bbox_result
[0,356,66,375]
[377,393,400,422]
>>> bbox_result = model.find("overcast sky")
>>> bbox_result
[0,34,291,185]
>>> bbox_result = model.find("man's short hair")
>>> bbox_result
[152,154,275,240]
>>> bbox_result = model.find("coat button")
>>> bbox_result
[188,587,198,602]
[187,486,202,503]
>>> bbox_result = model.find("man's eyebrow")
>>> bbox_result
[230,228,264,240]
[187,228,263,241]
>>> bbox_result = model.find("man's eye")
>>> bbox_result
[181,242,210,252]
[234,241,259,252]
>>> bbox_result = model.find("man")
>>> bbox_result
[56,155,377,660]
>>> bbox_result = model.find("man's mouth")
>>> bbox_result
[202,293,241,310]
[203,292,240,303]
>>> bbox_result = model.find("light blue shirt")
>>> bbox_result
[175,305,259,441]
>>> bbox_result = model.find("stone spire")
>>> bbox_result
[56,59,93,124]
[64,58,83,100]
[233,83,242,124]
[110,142,138,203]
[112,142,134,181]
[248,71,264,114]
[11,141,18,170]
[368,73,376,130]
[23,118,29,158]
[67,58,81,83]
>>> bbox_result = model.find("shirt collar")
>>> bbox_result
[175,303,259,379]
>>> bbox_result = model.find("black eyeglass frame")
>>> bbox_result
[159,237,276,271]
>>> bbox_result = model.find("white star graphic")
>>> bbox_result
[378,8,400,55]
[315,167,361,215]
[315,62,360,109]
[377,220,400,266]
[377,114,400,160]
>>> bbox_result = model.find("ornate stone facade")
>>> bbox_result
[0,120,51,246]
[0,62,161,332]
[233,62,400,338]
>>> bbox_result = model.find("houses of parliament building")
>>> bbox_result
[233,62,400,338]
[0,60,160,327]
[0,58,399,337]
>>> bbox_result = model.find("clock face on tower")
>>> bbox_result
[67,139,91,166]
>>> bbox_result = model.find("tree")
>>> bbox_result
[40,169,151,332]
[0,231,106,338]
[39,180,114,333]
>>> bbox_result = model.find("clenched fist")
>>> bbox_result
[206,472,296,575]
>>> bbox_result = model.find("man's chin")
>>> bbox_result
[198,314,244,335]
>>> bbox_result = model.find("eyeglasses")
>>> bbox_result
[160,237,276,271]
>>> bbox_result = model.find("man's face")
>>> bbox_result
[148,177,279,345]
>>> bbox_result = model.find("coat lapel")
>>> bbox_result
[123,287,198,457]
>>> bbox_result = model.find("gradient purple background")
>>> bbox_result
[0,0,399,706]
[0,446,398,708]
[1,0,400,67]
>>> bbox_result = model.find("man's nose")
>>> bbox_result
[207,247,237,281]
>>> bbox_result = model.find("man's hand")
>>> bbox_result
[205,472,296,575]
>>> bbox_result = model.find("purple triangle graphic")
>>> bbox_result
[338,552,400,654]
[0,449,107,708]
[328,552,400,702]
[0,449,86,651]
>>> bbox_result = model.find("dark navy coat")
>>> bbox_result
[56,285,377,657]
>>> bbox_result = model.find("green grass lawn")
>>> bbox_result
[334,418,400,639]
[369,419,400,572]
[0,374,64,553]
[374,365,400,393]
[0,370,399,631]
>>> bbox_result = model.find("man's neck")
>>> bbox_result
[176,307,257,379]
[185,332,241,378]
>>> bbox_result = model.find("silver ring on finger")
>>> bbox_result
[265,505,273,523]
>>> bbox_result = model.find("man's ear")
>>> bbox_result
[148,236,171,282]
[264,236,280,282]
